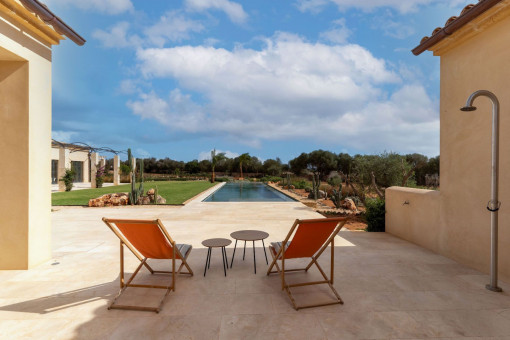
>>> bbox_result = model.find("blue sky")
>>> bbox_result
[47,0,471,162]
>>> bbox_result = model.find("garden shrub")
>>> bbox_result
[60,169,75,192]
[328,175,342,188]
[365,198,385,232]
[292,180,308,189]
[96,166,105,188]
[319,183,331,192]
[260,176,283,183]
[120,163,131,175]
[214,177,230,182]
[348,195,362,207]
[103,173,113,182]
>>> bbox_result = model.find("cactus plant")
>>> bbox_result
[154,185,159,205]
[138,159,144,202]
[330,183,343,209]
[127,148,145,205]
[310,173,320,200]
[129,170,138,205]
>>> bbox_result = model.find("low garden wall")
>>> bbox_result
[386,187,441,255]
[386,186,510,283]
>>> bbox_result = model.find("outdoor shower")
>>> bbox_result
[460,90,502,292]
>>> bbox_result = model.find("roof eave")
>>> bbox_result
[18,0,85,46]
[412,0,502,56]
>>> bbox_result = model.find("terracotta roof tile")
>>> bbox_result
[461,4,476,15]
[445,16,458,26]
[412,0,503,55]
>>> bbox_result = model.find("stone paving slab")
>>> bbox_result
[0,196,509,339]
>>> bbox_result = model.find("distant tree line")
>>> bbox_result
[124,155,290,177]
[115,150,438,187]
[289,150,439,187]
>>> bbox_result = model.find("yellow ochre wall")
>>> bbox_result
[387,6,510,283]
[0,15,53,269]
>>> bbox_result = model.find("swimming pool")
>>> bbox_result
[203,182,296,202]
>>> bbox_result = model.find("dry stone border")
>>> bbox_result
[88,188,166,207]
[88,193,129,207]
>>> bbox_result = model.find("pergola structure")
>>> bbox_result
[0,0,84,269]
[51,140,126,189]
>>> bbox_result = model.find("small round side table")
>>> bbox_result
[230,230,269,274]
[202,238,232,277]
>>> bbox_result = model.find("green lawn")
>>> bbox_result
[52,181,216,206]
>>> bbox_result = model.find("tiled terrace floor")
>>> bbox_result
[1,187,510,339]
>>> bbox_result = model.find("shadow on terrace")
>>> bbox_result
[1,222,510,339]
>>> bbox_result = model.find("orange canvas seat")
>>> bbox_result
[267,217,347,310]
[103,218,193,313]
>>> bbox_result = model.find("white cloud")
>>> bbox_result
[93,12,204,49]
[135,148,151,158]
[144,11,205,47]
[319,18,351,44]
[296,0,460,14]
[371,17,415,39]
[127,89,207,133]
[52,130,76,143]
[198,150,239,161]
[92,22,142,48]
[45,0,133,15]
[128,33,439,155]
[185,0,248,24]
[203,37,221,46]
[118,79,140,95]
[296,0,329,13]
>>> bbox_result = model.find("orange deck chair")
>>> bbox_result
[267,217,347,310]
[102,218,193,313]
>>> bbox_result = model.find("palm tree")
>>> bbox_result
[210,149,226,183]
[238,153,251,179]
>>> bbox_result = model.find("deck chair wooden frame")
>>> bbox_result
[103,218,193,313]
[267,217,347,310]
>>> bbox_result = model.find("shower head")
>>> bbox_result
[460,106,477,111]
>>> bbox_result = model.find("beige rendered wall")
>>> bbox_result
[438,13,510,282]
[386,188,442,253]
[50,147,91,183]
[0,59,29,269]
[51,148,89,164]
[386,11,510,283]
[0,16,53,268]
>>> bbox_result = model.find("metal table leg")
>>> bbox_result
[203,247,211,277]
[253,240,256,274]
[262,239,268,265]
[223,246,229,269]
[230,239,237,267]
[221,247,227,276]
[243,241,246,260]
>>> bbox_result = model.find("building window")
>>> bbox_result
[71,161,83,182]
[51,160,58,184]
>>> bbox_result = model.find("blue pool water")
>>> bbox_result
[203,182,296,202]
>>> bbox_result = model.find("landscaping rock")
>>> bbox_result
[147,188,155,195]
[156,195,166,204]
[137,195,151,205]
[341,198,357,211]
[88,193,129,207]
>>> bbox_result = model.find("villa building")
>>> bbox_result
[52,141,92,184]
[0,0,84,269]
[387,0,510,283]
[50,140,106,184]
